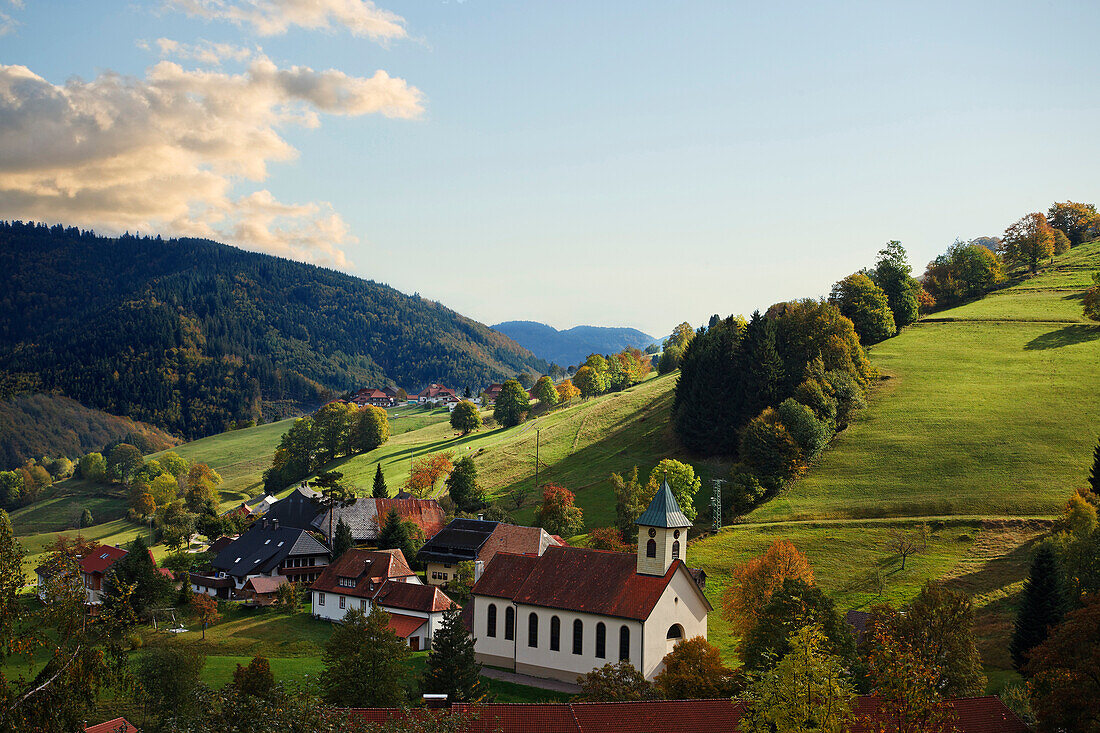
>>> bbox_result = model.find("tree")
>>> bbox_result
[740,407,803,479]
[863,623,956,733]
[377,508,422,562]
[645,459,701,522]
[332,517,355,560]
[104,534,169,620]
[654,636,738,700]
[741,624,854,733]
[136,645,206,720]
[866,582,986,696]
[573,366,603,399]
[741,579,856,674]
[312,470,357,541]
[1047,200,1098,245]
[775,398,832,461]
[535,483,584,537]
[354,405,390,453]
[886,525,927,571]
[922,240,1006,306]
[1090,436,1100,495]
[722,540,815,634]
[159,451,189,478]
[313,401,358,463]
[404,451,454,498]
[275,580,302,611]
[1003,213,1055,273]
[493,380,530,427]
[421,605,488,702]
[0,510,25,657]
[191,592,220,640]
[1010,544,1066,673]
[133,492,156,518]
[1085,272,1100,322]
[1053,228,1072,255]
[610,466,647,541]
[445,561,476,603]
[516,372,535,389]
[373,463,389,499]
[150,473,180,507]
[556,378,580,402]
[829,272,896,344]
[576,661,656,702]
[445,457,485,512]
[232,656,276,699]
[321,606,411,707]
[0,470,25,510]
[1026,592,1100,733]
[872,241,921,330]
[107,443,144,485]
[78,453,107,483]
[531,375,559,406]
[78,508,93,528]
[588,526,631,552]
[449,400,482,435]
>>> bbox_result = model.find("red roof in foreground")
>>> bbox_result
[80,545,128,576]
[84,717,138,733]
[386,611,428,639]
[347,696,1028,733]
[472,546,709,621]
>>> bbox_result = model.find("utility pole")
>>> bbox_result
[711,478,727,534]
[534,429,540,491]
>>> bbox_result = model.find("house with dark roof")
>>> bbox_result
[264,485,323,531]
[417,518,564,586]
[36,544,129,605]
[311,497,446,545]
[190,519,330,597]
[347,696,1029,733]
[309,548,454,650]
[469,482,709,682]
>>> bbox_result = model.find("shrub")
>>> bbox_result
[740,408,803,479]
[776,399,833,462]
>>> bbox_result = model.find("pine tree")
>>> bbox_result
[1010,544,1066,672]
[1089,437,1100,495]
[445,457,485,512]
[104,534,168,620]
[372,464,388,499]
[421,605,490,702]
[321,606,410,707]
[332,517,354,560]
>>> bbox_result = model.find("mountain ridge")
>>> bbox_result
[492,320,657,367]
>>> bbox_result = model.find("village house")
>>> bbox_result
[311,497,446,545]
[350,387,399,408]
[417,517,564,586]
[481,383,504,403]
[190,519,330,598]
[310,548,454,650]
[416,383,459,405]
[264,484,323,531]
[468,482,709,682]
[36,543,128,605]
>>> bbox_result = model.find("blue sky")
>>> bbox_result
[2,1,1098,337]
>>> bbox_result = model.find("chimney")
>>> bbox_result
[271,518,279,531]
[477,513,484,521]
[422,694,449,709]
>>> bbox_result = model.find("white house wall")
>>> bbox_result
[640,569,710,678]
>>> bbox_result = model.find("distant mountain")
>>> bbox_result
[491,321,657,367]
[0,222,546,440]
[0,393,180,470]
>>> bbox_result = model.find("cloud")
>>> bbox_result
[0,59,424,266]
[167,0,408,40]
[150,37,255,66]
[0,12,17,36]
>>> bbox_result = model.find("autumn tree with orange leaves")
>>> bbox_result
[1003,213,1055,273]
[403,451,455,498]
[191,592,220,640]
[862,623,956,733]
[722,540,814,634]
[1026,592,1100,733]
[535,484,584,537]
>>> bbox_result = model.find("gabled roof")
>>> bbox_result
[211,522,329,578]
[80,545,128,576]
[243,575,289,595]
[314,498,446,542]
[472,546,709,621]
[373,581,455,614]
[635,480,691,529]
[386,612,428,639]
[264,486,323,531]
[480,523,563,566]
[207,535,238,555]
[310,549,417,597]
[416,518,499,565]
[84,717,139,733]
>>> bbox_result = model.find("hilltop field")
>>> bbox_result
[10,241,1099,692]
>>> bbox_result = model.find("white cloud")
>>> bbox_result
[0,12,17,36]
[151,37,255,66]
[0,59,424,266]
[167,0,408,40]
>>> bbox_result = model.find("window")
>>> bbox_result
[572,619,583,655]
[619,625,630,661]
[550,616,561,651]
[667,624,683,640]
[442,573,449,580]
[487,604,497,637]
[595,623,606,658]
[672,541,680,560]
[646,539,656,558]
[360,600,367,611]
[339,596,346,609]
[505,607,515,641]
[528,613,539,648]
[318,592,325,606]
[339,577,355,588]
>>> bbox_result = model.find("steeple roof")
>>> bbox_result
[635,480,691,528]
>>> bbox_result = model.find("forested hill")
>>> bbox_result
[0,222,546,439]
[491,320,656,367]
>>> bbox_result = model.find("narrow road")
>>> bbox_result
[481,667,581,694]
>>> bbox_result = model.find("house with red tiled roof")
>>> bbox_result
[482,384,504,403]
[417,517,564,587]
[469,481,709,683]
[309,548,454,651]
[347,695,1029,733]
[351,387,399,408]
[36,543,129,605]
[84,716,139,733]
[417,384,459,405]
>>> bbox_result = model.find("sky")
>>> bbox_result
[2,1,1099,338]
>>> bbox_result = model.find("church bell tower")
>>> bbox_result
[636,480,692,576]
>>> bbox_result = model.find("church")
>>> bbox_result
[468,481,711,682]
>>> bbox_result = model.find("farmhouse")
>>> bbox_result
[190,519,331,597]
[417,517,564,586]
[310,548,454,650]
[417,384,459,405]
[311,497,446,545]
[482,384,503,403]
[264,485,323,531]
[351,387,399,407]
[469,482,709,682]
[36,543,128,604]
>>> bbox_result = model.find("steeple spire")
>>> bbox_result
[636,480,691,576]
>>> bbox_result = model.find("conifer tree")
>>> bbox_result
[1089,437,1100,495]
[332,517,354,560]
[104,534,168,620]
[421,605,490,703]
[445,457,485,512]
[1010,544,1066,672]
[321,606,410,707]
[372,464,388,499]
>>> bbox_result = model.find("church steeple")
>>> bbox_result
[636,480,691,576]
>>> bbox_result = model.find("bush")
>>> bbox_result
[823,370,866,428]
[776,399,833,462]
[127,632,144,650]
[740,408,803,479]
